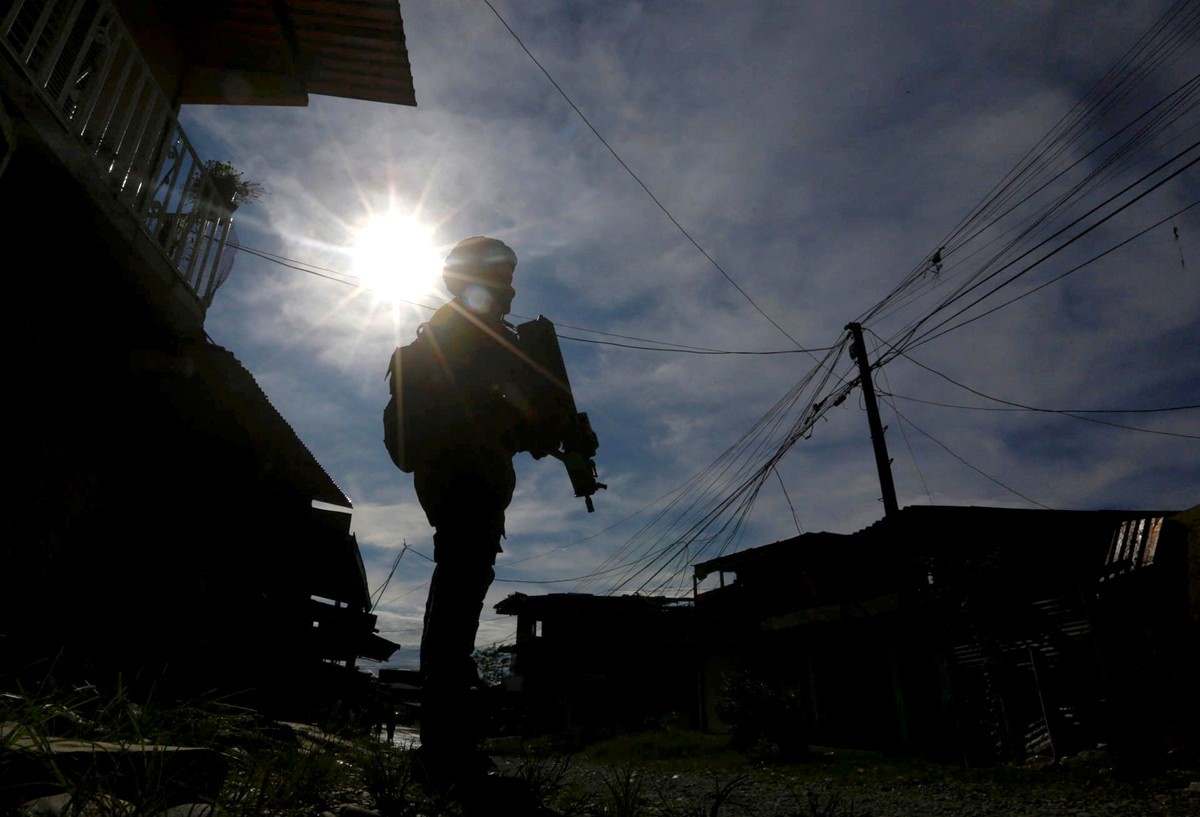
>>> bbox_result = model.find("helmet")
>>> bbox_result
[442,236,518,297]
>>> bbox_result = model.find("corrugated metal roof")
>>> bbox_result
[201,341,351,508]
[158,0,417,106]
[494,592,689,617]
[289,0,416,105]
[693,531,847,582]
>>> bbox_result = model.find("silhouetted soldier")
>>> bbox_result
[409,236,527,787]
[386,235,602,797]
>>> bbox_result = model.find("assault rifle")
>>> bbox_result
[515,316,607,512]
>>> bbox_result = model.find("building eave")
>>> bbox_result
[173,0,417,107]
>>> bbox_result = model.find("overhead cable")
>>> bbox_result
[870,340,1200,441]
[908,199,1200,349]
[227,242,813,355]
[898,141,1200,354]
[479,0,811,353]
[879,392,1200,415]
[885,404,1054,510]
[573,1,1196,597]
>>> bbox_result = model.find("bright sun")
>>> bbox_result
[351,211,443,304]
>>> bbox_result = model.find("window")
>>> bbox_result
[1101,517,1164,579]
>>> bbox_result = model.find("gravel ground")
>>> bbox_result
[492,751,1200,817]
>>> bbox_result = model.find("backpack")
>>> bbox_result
[383,328,438,473]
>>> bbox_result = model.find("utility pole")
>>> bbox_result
[846,322,899,517]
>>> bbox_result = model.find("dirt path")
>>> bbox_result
[493,751,1200,816]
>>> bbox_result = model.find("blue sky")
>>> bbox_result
[179,1,1199,666]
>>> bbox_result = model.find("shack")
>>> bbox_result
[495,592,698,740]
[694,505,1195,763]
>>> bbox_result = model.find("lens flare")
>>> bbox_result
[351,211,442,304]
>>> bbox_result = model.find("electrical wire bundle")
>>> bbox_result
[563,0,1199,599]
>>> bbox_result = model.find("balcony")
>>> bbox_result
[1,0,239,314]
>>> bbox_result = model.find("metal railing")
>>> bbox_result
[1,0,236,310]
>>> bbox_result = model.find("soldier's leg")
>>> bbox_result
[418,528,499,782]
[413,462,512,787]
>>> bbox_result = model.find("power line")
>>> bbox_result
[315,3,1198,598]
[886,403,1054,510]
[879,392,1200,415]
[569,3,1196,596]
[478,630,518,648]
[577,338,857,597]
[370,542,407,612]
[899,140,1200,353]
[871,344,1200,441]
[773,465,803,535]
[909,199,1200,349]
[873,340,933,506]
[874,77,1200,334]
[884,390,1199,453]
[379,580,431,607]
[861,5,1200,346]
[497,552,664,585]
[1050,413,1200,440]
[555,333,831,354]
[227,241,820,355]
[497,480,691,569]
[879,337,1200,418]
[517,316,734,351]
[479,0,809,352]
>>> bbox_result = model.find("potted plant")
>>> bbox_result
[185,159,266,214]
